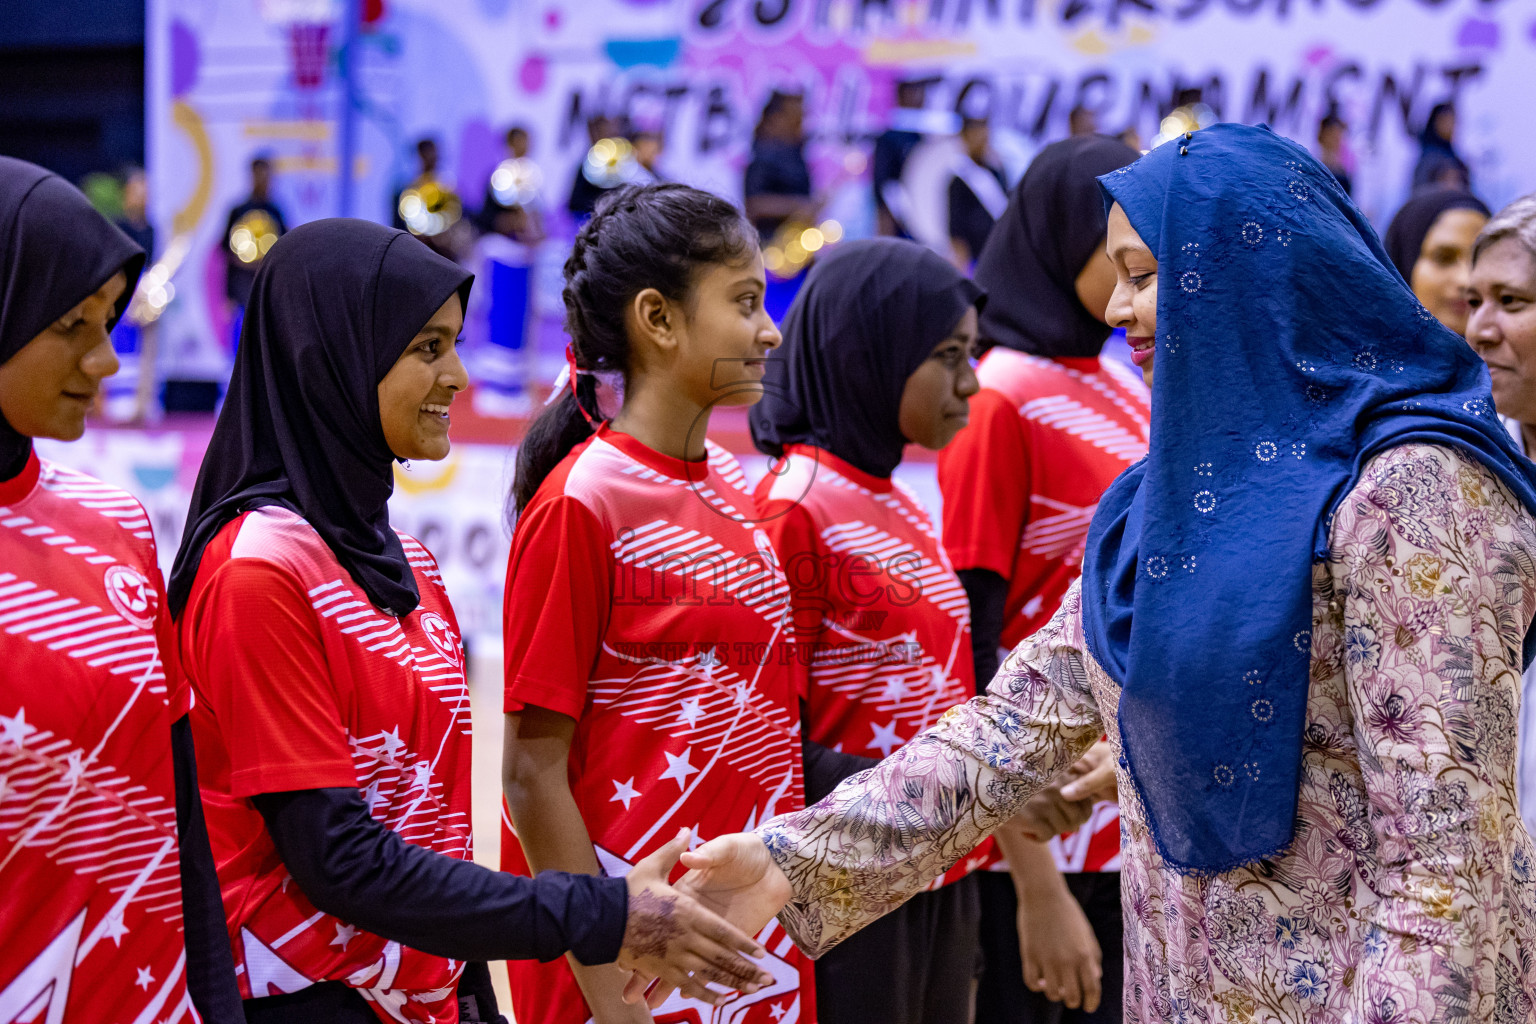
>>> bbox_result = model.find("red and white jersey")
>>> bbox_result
[756,445,992,888]
[502,426,812,1024]
[940,348,1149,648]
[938,348,1146,875]
[0,452,194,1023]
[180,506,472,1023]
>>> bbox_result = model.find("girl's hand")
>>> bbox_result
[1058,738,1118,805]
[625,832,793,1009]
[616,829,774,1006]
[1017,881,1102,1012]
[570,962,656,1024]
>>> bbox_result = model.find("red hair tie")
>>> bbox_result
[566,342,600,427]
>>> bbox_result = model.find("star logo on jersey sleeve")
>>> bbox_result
[135,966,155,990]
[331,923,358,950]
[0,707,35,748]
[658,748,698,790]
[869,720,905,757]
[610,778,640,811]
[101,910,129,946]
[676,697,703,730]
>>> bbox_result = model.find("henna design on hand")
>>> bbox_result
[708,951,761,986]
[626,888,683,960]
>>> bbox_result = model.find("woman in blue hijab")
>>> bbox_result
[643,124,1536,1022]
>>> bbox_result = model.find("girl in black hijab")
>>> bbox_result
[936,135,1142,1024]
[0,156,243,1022]
[169,218,774,1023]
[1385,187,1491,338]
[750,239,1103,1023]
[750,237,989,1024]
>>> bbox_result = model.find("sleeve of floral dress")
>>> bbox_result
[1330,444,1536,1014]
[759,581,1105,957]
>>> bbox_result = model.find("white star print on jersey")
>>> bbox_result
[502,426,810,1024]
[0,453,193,1024]
[184,506,473,1021]
[758,443,993,891]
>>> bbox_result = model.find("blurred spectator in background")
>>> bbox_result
[1463,194,1536,838]
[481,125,545,246]
[948,117,1008,269]
[745,90,816,241]
[108,165,158,423]
[394,137,438,231]
[873,79,931,236]
[631,130,666,185]
[1117,125,1143,152]
[1069,105,1098,137]
[224,155,286,324]
[567,115,623,219]
[395,137,469,259]
[1413,101,1471,193]
[116,165,154,259]
[1316,109,1353,196]
[1385,188,1490,337]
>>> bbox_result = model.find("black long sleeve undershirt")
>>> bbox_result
[958,568,1009,695]
[799,697,881,805]
[251,787,628,966]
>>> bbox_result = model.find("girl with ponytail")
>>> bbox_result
[501,184,815,1024]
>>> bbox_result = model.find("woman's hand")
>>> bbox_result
[624,832,793,1008]
[1017,879,1102,1013]
[615,829,775,1006]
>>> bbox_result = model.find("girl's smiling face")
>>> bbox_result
[0,271,127,441]
[1104,202,1159,387]
[377,294,468,462]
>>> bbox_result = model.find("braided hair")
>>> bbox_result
[510,183,756,517]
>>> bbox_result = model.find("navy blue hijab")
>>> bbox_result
[1081,123,1536,874]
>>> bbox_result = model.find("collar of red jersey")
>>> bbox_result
[0,448,41,506]
[783,443,893,494]
[597,424,713,484]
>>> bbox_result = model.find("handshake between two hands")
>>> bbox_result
[611,826,792,1011]
[610,739,1119,1010]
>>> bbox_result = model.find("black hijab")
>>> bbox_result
[972,135,1139,358]
[0,156,145,478]
[750,238,983,479]
[168,219,471,618]
[1384,187,1490,282]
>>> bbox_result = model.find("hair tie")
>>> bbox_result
[563,341,601,427]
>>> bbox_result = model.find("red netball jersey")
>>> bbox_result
[502,426,812,1024]
[0,452,194,1023]
[181,506,473,1023]
[756,445,993,888]
[939,348,1147,876]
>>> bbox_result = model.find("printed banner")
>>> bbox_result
[149,0,1536,381]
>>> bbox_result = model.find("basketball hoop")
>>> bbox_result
[288,21,331,90]
[260,0,339,90]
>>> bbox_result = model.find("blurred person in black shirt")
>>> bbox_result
[872,79,931,236]
[116,166,154,260]
[568,115,623,219]
[744,91,816,241]
[224,156,286,313]
[948,118,1008,269]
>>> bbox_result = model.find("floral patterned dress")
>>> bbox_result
[762,444,1536,1023]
